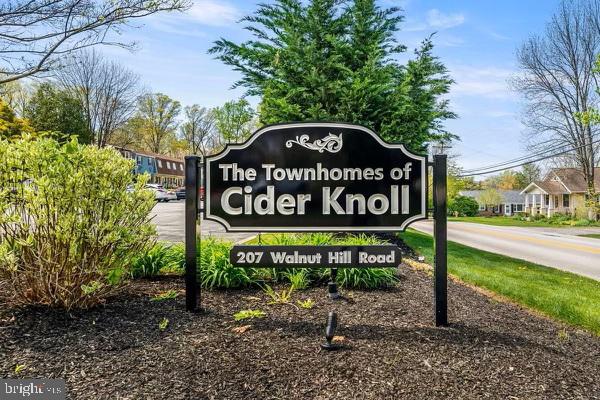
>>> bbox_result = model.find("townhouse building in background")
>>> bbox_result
[114,146,184,188]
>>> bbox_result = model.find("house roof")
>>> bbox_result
[155,158,184,177]
[521,180,567,195]
[459,190,525,204]
[112,145,185,177]
[551,168,600,193]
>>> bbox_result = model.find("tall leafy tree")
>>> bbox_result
[136,93,181,153]
[180,105,217,155]
[0,98,34,139]
[209,0,456,152]
[213,99,255,144]
[25,83,91,143]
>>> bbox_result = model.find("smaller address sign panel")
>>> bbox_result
[204,123,427,231]
[230,245,402,268]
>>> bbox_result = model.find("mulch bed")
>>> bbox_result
[1,265,599,400]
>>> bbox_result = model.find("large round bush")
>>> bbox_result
[448,195,479,217]
[0,137,156,309]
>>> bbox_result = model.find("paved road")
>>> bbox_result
[151,201,257,243]
[411,220,600,281]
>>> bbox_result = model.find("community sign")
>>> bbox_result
[204,123,427,231]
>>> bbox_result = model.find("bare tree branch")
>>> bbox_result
[56,49,139,146]
[0,0,189,83]
[512,0,600,193]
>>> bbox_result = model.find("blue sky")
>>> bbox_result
[102,0,561,172]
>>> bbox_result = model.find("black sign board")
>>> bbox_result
[204,123,427,231]
[230,245,401,268]
[185,122,448,327]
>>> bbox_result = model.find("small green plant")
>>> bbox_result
[261,284,294,305]
[557,329,569,340]
[151,290,179,301]
[233,309,266,321]
[200,238,253,289]
[14,364,26,374]
[132,243,184,279]
[297,298,314,309]
[286,270,309,290]
[158,318,169,331]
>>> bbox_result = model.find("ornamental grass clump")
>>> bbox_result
[0,137,156,309]
[330,234,397,289]
[131,242,184,278]
[199,238,253,289]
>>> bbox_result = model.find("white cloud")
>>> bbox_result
[426,9,465,29]
[187,0,240,27]
[450,66,515,99]
[403,9,465,32]
[141,0,240,37]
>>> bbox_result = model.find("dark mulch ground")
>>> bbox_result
[1,265,599,400]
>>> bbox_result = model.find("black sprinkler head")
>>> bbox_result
[321,311,340,351]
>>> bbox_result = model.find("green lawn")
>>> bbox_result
[449,216,599,227]
[400,229,600,335]
[579,234,600,239]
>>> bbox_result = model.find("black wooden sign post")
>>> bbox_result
[184,122,448,326]
[433,154,448,326]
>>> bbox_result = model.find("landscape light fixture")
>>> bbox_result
[321,311,340,351]
[328,268,340,299]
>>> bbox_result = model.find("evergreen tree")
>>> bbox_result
[25,83,91,143]
[209,0,456,152]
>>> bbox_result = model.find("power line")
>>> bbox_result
[460,142,570,174]
[460,132,600,174]
[458,137,600,177]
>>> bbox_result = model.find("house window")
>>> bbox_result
[562,194,570,208]
[166,161,171,169]
[544,195,549,206]
[514,204,524,212]
[478,204,485,211]
[179,164,183,171]
[157,160,162,168]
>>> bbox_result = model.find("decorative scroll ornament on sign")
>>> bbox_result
[285,133,343,153]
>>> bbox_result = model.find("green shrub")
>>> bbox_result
[131,242,184,278]
[199,238,253,289]
[258,233,397,289]
[573,219,592,226]
[193,234,397,290]
[334,267,397,289]
[0,137,155,309]
[547,213,571,225]
[448,195,479,217]
[327,234,398,288]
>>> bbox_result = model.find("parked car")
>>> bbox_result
[145,184,177,202]
[174,186,205,200]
